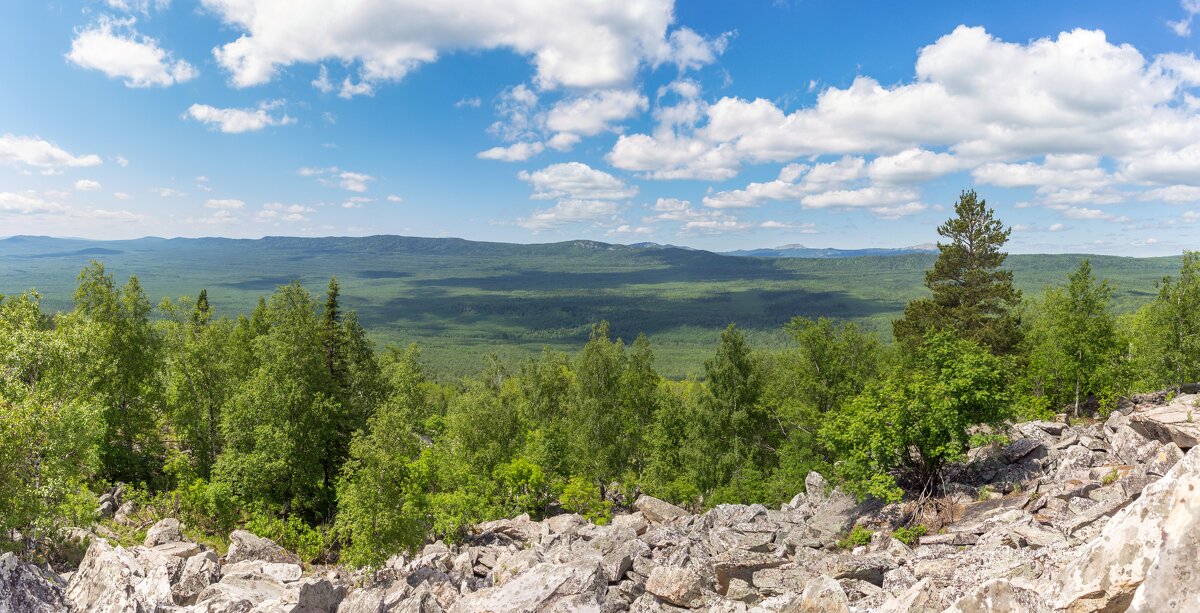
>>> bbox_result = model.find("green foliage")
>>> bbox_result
[559,476,612,525]
[823,332,1010,500]
[492,459,554,518]
[894,190,1022,355]
[245,511,329,563]
[837,526,874,550]
[1101,467,1119,486]
[892,525,927,546]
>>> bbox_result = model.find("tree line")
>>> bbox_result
[2,190,1198,566]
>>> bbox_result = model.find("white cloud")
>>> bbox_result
[546,89,648,138]
[1063,206,1109,220]
[85,208,144,222]
[868,148,962,185]
[205,198,245,209]
[0,192,66,214]
[67,16,196,87]
[608,24,1200,199]
[74,179,102,191]
[519,162,637,201]
[104,0,170,14]
[760,220,817,232]
[1049,222,1067,231]
[190,209,239,224]
[1170,0,1200,36]
[342,196,374,209]
[869,203,928,219]
[199,0,721,90]
[386,194,403,203]
[114,155,129,167]
[338,171,373,193]
[113,192,131,200]
[516,199,622,231]
[1142,184,1200,202]
[477,142,544,162]
[0,135,102,169]
[455,97,481,109]
[257,202,314,222]
[150,187,185,197]
[299,167,375,192]
[801,187,920,209]
[606,224,654,237]
[312,65,334,93]
[184,100,296,133]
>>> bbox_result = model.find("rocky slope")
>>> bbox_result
[5,390,1200,612]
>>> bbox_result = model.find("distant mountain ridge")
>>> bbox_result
[721,243,938,258]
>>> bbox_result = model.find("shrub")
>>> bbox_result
[892,525,927,546]
[559,476,612,525]
[837,526,873,550]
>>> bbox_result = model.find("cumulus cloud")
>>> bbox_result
[299,167,375,192]
[519,162,637,201]
[74,179,102,191]
[516,199,622,231]
[256,202,313,222]
[199,0,723,91]
[67,16,196,87]
[546,89,648,139]
[607,24,1200,206]
[184,100,296,133]
[477,142,544,162]
[0,192,66,214]
[0,135,102,169]
[205,198,245,209]
[1170,0,1200,36]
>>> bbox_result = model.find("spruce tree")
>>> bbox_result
[894,190,1022,354]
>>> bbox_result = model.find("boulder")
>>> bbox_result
[192,573,287,611]
[1051,445,1200,611]
[1128,402,1200,449]
[64,538,168,612]
[634,496,688,525]
[450,560,606,612]
[0,552,65,613]
[491,549,545,587]
[226,530,301,565]
[144,517,185,547]
[792,575,849,613]
[172,550,220,605]
[644,565,705,608]
[876,577,941,613]
[946,579,1049,612]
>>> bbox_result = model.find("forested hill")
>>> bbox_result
[0,234,1181,376]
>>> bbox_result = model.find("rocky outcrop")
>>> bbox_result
[0,553,65,613]
[8,389,1200,613]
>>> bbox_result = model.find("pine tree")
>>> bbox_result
[894,190,1022,354]
[193,289,211,325]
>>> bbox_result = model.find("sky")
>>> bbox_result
[3,1,1200,255]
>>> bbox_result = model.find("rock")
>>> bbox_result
[945,579,1048,612]
[0,552,65,613]
[1051,445,1200,611]
[711,550,786,594]
[611,512,649,536]
[645,565,705,608]
[724,578,756,604]
[226,530,301,565]
[1128,402,1200,449]
[113,501,137,526]
[1146,441,1184,477]
[634,496,688,525]
[450,560,606,612]
[491,549,545,587]
[144,517,185,546]
[792,575,849,613]
[62,538,183,612]
[224,560,303,583]
[172,550,220,605]
[153,540,202,558]
[999,439,1044,464]
[876,578,942,613]
[193,573,287,611]
[806,471,831,501]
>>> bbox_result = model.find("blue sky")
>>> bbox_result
[2,0,1200,254]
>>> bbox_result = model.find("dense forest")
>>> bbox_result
[3,191,1198,568]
